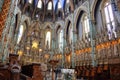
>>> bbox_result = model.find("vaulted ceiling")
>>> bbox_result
[19,0,74,22]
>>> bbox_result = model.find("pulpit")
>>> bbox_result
[9,54,21,80]
[0,54,21,80]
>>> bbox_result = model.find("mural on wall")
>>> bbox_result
[0,0,4,12]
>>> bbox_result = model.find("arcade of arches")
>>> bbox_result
[0,0,120,80]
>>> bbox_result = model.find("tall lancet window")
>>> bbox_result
[17,25,24,44]
[83,15,90,40]
[58,1,62,9]
[104,2,116,39]
[59,30,63,51]
[46,31,51,49]
[67,0,69,3]
[48,1,52,10]
[37,0,42,8]
[69,24,73,44]
[29,0,33,4]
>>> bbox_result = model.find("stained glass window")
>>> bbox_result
[46,31,51,49]
[17,25,24,44]
[69,24,73,44]
[48,1,52,10]
[104,2,116,39]
[58,1,62,9]
[29,0,32,4]
[37,0,42,8]
[83,16,90,39]
[67,0,69,3]
[59,30,63,51]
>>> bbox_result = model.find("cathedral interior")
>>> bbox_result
[0,0,120,80]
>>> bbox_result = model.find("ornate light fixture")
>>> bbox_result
[32,40,39,49]
[44,54,50,59]
[18,50,23,56]
[39,48,42,52]
[26,46,30,50]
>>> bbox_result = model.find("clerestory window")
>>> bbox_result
[104,2,116,39]
[48,1,52,10]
